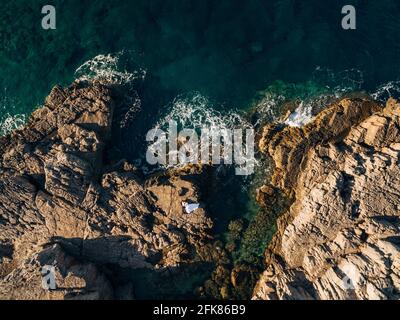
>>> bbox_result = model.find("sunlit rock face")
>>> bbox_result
[1,79,399,300]
[253,97,400,300]
[0,82,214,300]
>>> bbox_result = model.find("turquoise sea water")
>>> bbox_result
[2,0,400,127]
[2,0,400,298]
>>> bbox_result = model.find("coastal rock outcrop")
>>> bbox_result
[0,82,213,299]
[253,97,400,300]
[2,80,399,300]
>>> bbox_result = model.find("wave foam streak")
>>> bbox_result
[146,93,258,173]
[0,92,27,136]
[74,52,146,85]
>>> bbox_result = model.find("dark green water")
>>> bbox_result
[2,0,400,129]
[2,0,400,298]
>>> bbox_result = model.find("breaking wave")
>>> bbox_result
[252,67,367,127]
[252,86,347,128]
[0,92,27,136]
[74,51,148,130]
[371,81,400,103]
[284,102,313,127]
[74,51,146,85]
[145,92,257,174]
[153,93,250,131]
[0,113,26,136]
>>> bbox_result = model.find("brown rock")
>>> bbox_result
[0,82,215,299]
[253,98,400,300]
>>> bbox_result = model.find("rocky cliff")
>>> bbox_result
[0,82,216,299]
[1,81,399,300]
[253,97,400,300]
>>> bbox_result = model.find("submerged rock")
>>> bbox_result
[253,97,400,300]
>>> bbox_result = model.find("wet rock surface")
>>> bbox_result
[253,97,400,300]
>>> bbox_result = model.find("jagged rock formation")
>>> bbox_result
[253,97,400,300]
[2,81,399,300]
[0,82,213,299]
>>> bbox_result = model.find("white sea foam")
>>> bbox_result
[75,52,147,129]
[254,68,366,128]
[251,91,285,126]
[0,113,26,136]
[146,92,257,172]
[371,81,400,102]
[0,92,27,136]
[253,90,341,128]
[284,102,313,127]
[153,93,249,131]
[74,52,146,85]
